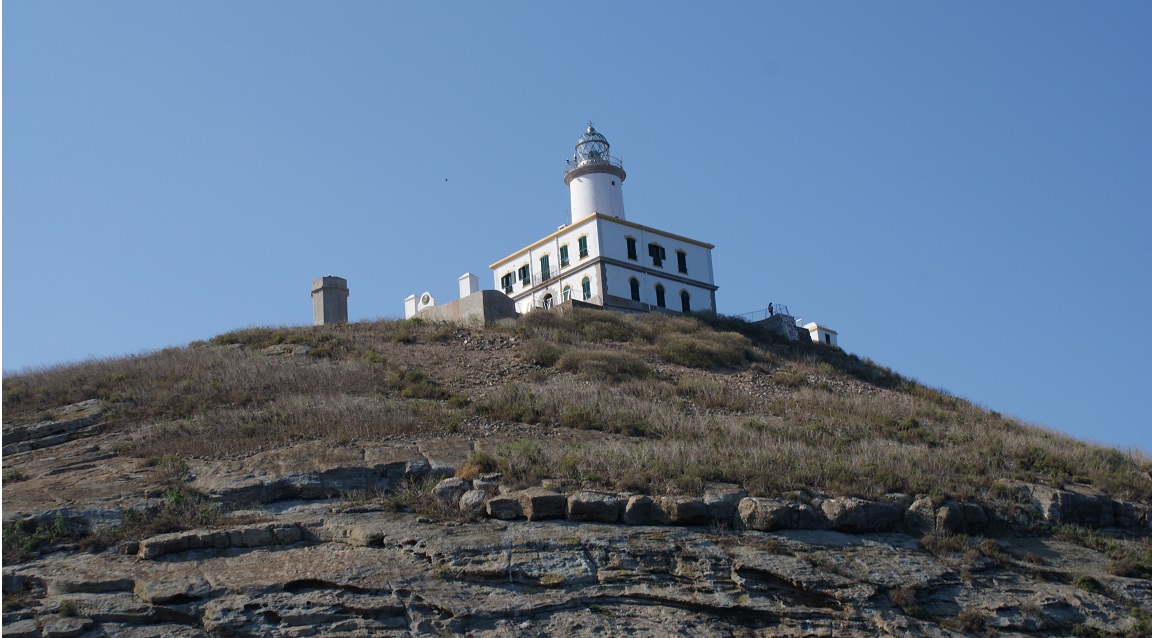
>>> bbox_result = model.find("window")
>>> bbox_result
[559,245,570,267]
[680,290,691,313]
[562,284,572,301]
[648,243,666,267]
[655,284,666,308]
[518,264,531,286]
[626,237,638,260]
[500,273,514,294]
[581,276,592,301]
[629,277,640,301]
[543,294,553,309]
[825,334,832,345]
[540,255,551,281]
[578,236,589,258]
[676,251,688,274]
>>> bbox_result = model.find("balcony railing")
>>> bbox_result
[737,304,792,323]
[563,155,624,175]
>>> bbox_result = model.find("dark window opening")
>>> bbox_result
[655,284,666,308]
[680,290,691,313]
[648,243,666,267]
[676,251,688,274]
[629,278,640,301]
[500,273,514,294]
[518,264,531,286]
[626,237,638,260]
[825,334,832,344]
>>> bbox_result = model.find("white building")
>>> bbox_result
[490,125,718,315]
[804,322,839,347]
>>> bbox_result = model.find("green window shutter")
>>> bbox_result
[541,255,550,280]
[559,245,569,266]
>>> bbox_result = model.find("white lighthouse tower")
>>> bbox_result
[564,124,627,222]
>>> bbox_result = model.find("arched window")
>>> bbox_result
[562,285,572,301]
[655,284,666,308]
[680,290,691,313]
[542,293,553,309]
[581,276,592,301]
[629,277,640,301]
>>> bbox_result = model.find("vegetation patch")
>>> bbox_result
[555,349,651,383]
[655,330,754,369]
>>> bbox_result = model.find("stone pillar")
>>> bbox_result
[458,273,480,299]
[311,276,349,326]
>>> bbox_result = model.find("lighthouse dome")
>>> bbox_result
[574,125,611,166]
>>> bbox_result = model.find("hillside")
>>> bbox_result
[3,308,1151,637]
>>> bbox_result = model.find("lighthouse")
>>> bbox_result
[490,124,717,315]
[564,124,627,222]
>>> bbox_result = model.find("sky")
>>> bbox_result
[3,3,1150,451]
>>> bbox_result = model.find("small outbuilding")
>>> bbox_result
[804,322,838,347]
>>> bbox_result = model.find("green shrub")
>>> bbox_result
[887,586,927,619]
[571,311,639,343]
[457,451,499,480]
[384,369,453,401]
[1074,574,1107,595]
[475,386,549,424]
[3,514,70,563]
[496,439,547,486]
[943,608,986,634]
[519,340,568,367]
[655,331,752,369]
[58,599,78,617]
[770,370,807,388]
[555,349,650,383]
[675,377,751,411]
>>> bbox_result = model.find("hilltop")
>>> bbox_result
[3,308,1151,637]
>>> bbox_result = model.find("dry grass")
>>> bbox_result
[4,311,1150,506]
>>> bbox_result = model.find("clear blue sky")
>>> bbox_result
[4,3,1150,451]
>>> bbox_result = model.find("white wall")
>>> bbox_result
[603,263,715,312]
[491,217,602,304]
[804,323,839,347]
[570,171,625,222]
[595,218,715,286]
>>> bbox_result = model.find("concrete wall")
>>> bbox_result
[417,290,518,326]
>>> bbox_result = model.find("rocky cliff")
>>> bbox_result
[3,313,1150,636]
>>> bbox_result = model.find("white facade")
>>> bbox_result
[804,322,839,347]
[490,214,717,316]
[490,125,717,316]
